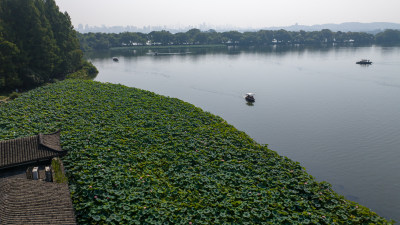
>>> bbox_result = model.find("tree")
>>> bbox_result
[240,32,258,45]
[321,29,333,43]
[0,0,96,91]
[118,32,146,46]
[186,29,201,44]
[149,30,173,45]
[0,39,22,90]
[334,31,347,43]
[222,31,242,44]
[206,32,222,44]
[44,0,82,75]
[257,30,274,44]
[274,29,292,43]
[1,0,59,87]
[375,29,400,44]
[346,32,374,44]
[194,32,209,44]
[174,32,189,45]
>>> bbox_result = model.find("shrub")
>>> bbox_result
[66,60,98,80]
[51,158,68,184]
[8,92,20,100]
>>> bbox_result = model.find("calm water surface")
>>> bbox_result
[87,45,400,221]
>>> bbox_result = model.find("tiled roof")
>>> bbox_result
[0,177,76,225]
[0,130,66,169]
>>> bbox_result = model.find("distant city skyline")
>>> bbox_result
[56,0,400,29]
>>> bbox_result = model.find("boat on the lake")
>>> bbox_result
[112,57,119,62]
[356,59,372,65]
[245,93,255,102]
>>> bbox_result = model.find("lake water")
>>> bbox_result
[87,45,400,221]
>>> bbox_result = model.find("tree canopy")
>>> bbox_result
[0,0,97,92]
[375,29,400,44]
[77,28,400,51]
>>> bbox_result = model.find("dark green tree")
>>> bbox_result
[334,31,347,43]
[240,32,258,45]
[186,29,201,44]
[149,30,174,45]
[222,31,242,44]
[321,29,333,43]
[257,30,274,44]
[206,31,222,44]
[174,32,189,45]
[0,38,22,89]
[194,32,209,44]
[0,0,97,91]
[44,0,82,75]
[376,29,400,44]
[346,32,374,44]
[1,0,58,87]
[274,29,292,43]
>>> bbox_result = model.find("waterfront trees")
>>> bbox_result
[76,28,397,51]
[375,29,400,44]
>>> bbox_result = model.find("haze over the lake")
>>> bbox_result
[56,0,400,29]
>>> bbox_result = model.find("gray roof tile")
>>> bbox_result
[0,178,76,224]
[0,131,66,169]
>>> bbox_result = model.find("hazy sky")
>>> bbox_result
[56,0,400,28]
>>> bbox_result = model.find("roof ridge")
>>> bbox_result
[0,130,65,169]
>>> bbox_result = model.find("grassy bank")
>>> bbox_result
[0,80,394,224]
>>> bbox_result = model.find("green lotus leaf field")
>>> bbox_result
[0,80,393,224]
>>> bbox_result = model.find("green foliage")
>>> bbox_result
[8,92,20,100]
[149,30,174,45]
[0,0,96,91]
[52,157,68,184]
[0,38,22,89]
[0,80,394,224]
[376,29,400,44]
[77,28,396,51]
[66,61,98,80]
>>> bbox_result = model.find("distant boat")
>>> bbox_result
[244,93,255,102]
[112,57,119,62]
[356,59,372,65]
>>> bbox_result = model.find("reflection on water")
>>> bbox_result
[357,64,372,67]
[87,45,400,221]
[246,102,254,107]
[85,44,367,60]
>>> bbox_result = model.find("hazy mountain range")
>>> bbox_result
[76,22,400,34]
[264,22,400,34]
